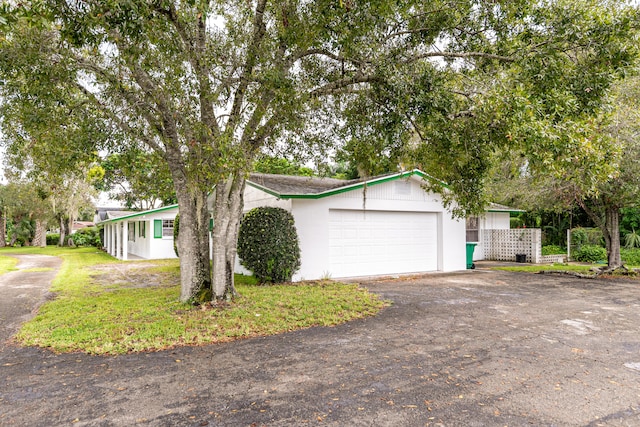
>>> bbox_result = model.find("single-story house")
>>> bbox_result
[100,170,521,278]
[101,205,179,260]
[243,170,465,280]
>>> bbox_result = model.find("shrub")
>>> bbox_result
[237,207,301,284]
[624,229,640,249]
[573,245,607,263]
[71,227,102,247]
[542,245,565,256]
[46,233,60,246]
[173,213,180,257]
[621,248,640,266]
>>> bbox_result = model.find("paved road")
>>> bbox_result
[0,254,62,351]
[2,266,640,426]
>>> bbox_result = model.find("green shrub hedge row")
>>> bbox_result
[542,245,565,256]
[46,233,60,246]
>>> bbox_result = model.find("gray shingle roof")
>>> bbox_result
[248,173,364,196]
[487,203,524,213]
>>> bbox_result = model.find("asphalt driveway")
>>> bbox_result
[0,254,62,352]
[2,264,640,426]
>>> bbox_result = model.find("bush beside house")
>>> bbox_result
[237,207,301,284]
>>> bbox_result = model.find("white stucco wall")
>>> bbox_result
[287,176,466,280]
[243,185,292,212]
[108,207,179,260]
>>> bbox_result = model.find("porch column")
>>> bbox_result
[104,224,110,253]
[122,221,128,261]
[110,223,116,257]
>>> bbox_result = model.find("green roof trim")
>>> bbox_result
[97,204,179,224]
[246,169,446,200]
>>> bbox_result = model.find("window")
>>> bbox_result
[138,221,146,238]
[466,216,479,242]
[128,222,135,242]
[162,219,174,238]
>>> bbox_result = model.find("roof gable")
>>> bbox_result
[247,169,444,200]
[486,203,525,214]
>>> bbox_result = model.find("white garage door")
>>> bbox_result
[329,210,438,278]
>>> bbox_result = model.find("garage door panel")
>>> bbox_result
[329,210,438,277]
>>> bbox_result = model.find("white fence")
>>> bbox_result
[483,229,542,263]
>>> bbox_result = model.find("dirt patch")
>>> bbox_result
[89,262,175,290]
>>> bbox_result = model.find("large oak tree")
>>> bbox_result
[1,1,637,302]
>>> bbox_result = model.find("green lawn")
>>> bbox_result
[493,263,595,273]
[493,262,640,277]
[9,247,387,355]
[0,254,19,275]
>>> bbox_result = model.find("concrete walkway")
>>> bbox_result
[0,254,62,350]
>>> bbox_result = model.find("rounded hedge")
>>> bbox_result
[237,207,301,284]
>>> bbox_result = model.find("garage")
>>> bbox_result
[245,170,466,280]
[328,209,439,278]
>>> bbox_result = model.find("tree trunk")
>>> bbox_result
[58,214,67,246]
[211,174,246,301]
[32,219,47,247]
[0,208,6,247]
[175,187,212,303]
[603,206,622,268]
[578,200,622,269]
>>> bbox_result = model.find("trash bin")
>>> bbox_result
[466,242,477,269]
[515,253,527,263]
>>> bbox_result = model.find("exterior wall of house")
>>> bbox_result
[473,212,511,261]
[105,207,179,260]
[243,185,292,212]
[287,177,466,280]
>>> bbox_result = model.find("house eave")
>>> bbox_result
[486,208,526,214]
[97,204,179,225]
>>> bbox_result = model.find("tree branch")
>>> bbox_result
[70,59,167,153]
[290,48,368,66]
[155,4,220,137]
[73,81,165,154]
[227,0,268,133]
[310,73,382,97]
[407,51,515,63]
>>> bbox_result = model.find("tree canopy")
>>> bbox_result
[94,149,177,210]
[1,0,637,301]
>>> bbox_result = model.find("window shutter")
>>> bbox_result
[154,219,162,238]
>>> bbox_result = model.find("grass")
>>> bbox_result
[493,262,640,279]
[493,263,595,273]
[11,247,387,355]
[0,254,19,275]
